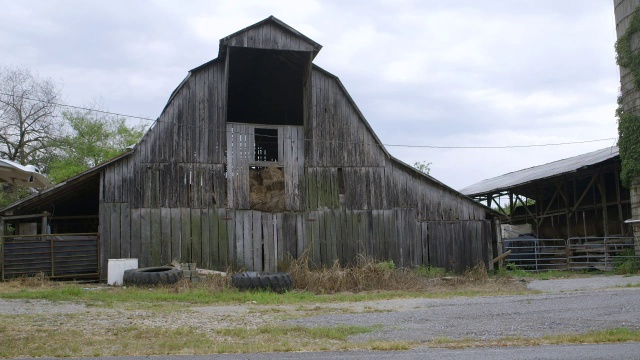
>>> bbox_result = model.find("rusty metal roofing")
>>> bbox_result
[459,146,619,197]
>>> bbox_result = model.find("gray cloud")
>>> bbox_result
[0,0,619,189]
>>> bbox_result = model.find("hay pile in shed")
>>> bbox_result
[250,166,285,212]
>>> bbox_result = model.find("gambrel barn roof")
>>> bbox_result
[1,16,498,279]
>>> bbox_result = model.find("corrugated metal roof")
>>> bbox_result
[459,146,619,197]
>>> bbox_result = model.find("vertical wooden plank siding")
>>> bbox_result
[243,211,253,269]
[130,208,141,260]
[234,210,244,268]
[160,208,172,264]
[91,28,498,277]
[217,208,228,269]
[120,203,131,258]
[201,208,211,270]
[191,209,202,267]
[181,208,192,262]
[170,208,182,262]
[109,203,121,259]
[140,208,151,267]
[150,209,162,266]
[252,211,263,271]
[262,214,273,271]
[225,209,236,269]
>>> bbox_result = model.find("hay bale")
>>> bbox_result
[266,180,285,191]
[248,166,286,213]
[261,166,283,182]
[250,184,267,209]
[265,189,285,213]
[249,168,262,187]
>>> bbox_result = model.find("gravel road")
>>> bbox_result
[2,275,639,345]
[285,276,640,342]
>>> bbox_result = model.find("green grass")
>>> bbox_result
[495,265,594,280]
[429,328,640,349]
[0,319,383,357]
[0,281,533,306]
[218,324,380,341]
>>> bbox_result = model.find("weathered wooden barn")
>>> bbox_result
[460,146,635,270]
[1,16,497,279]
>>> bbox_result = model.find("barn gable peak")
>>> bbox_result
[218,15,322,59]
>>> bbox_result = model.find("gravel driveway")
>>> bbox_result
[286,275,640,342]
[2,275,639,344]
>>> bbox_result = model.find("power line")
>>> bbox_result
[0,92,156,122]
[0,91,618,150]
[384,138,617,149]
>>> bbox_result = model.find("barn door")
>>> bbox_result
[232,210,280,271]
[226,123,253,209]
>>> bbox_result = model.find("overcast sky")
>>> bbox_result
[0,0,620,190]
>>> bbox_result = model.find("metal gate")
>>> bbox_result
[1,233,99,280]
[502,236,639,271]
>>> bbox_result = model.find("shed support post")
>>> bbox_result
[493,217,503,269]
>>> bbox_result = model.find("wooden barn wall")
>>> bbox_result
[304,68,486,220]
[102,62,228,209]
[303,162,487,220]
[97,50,493,278]
[224,22,316,52]
[226,123,305,210]
[307,69,386,168]
[99,204,491,277]
[384,162,487,221]
[426,220,492,273]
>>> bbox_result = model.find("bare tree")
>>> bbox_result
[0,66,63,166]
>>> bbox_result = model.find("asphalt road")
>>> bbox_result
[23,343,640,360]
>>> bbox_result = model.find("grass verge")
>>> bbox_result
[429,328,640,349]
[0,319,400,358]
[0,260,532,306]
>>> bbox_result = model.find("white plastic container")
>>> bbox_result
[107,258,138,285]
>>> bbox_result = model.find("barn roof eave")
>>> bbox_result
[218,15,322,59]
[0,150,133,214]
[311,64,391,160]
[389,155,498,215]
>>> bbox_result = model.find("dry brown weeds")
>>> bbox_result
[0,260,519,296]
[285,254,496,294]
[10,272,50,287]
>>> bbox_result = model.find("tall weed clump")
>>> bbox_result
[286,254,460,294]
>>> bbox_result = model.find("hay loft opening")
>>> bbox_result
[254,128,279,162]
[227,47,306,126]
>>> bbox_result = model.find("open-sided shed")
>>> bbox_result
[461,146,634,270]
[1,17,497,279]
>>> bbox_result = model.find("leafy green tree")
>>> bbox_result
[0,184,32,208]
[413,161,432,175]
[47,110,146,183]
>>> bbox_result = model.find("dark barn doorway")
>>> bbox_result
[227,47,307,126]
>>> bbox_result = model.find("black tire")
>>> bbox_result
[231,271,292,293]
[123,266,183,286]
